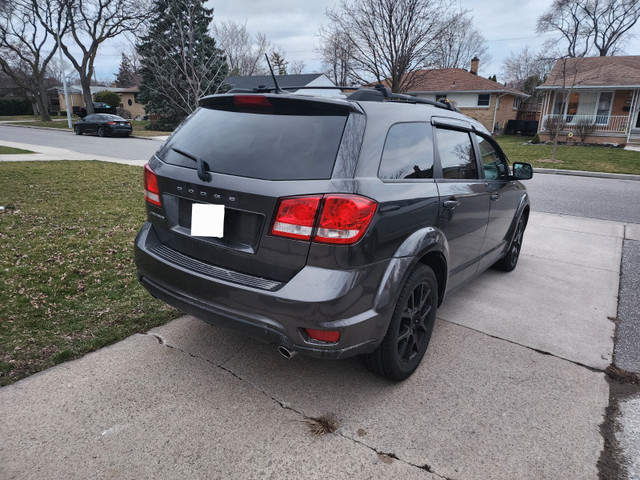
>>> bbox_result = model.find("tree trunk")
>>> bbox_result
[80,73,94,114]
[36,81,51,121]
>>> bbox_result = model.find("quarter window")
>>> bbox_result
[435,128,478,180]
[478,94,491,106]
[378,123,434,180]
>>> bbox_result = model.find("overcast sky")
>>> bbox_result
[94,0,640,82]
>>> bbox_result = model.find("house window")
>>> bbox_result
[596,92,613,124]
[477,94,490,106]
[513,97,521,110]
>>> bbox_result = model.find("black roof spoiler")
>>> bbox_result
[226,83,461,113]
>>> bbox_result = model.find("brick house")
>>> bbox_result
[55,85,145,118]
[537,56,640,147]
[404,58,528,133]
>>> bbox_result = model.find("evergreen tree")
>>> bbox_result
[115,53,139,88]
[269,51,288,75]
[137,0,228,130]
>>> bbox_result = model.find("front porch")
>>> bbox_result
[538,88,640,145]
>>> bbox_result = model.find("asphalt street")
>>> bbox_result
[1,127,639,479]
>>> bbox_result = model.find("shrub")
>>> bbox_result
[531,133,540,144]
[0,97,32,116]
[574,118,597,144]
[543,116,567,138]
[94,90,121,108]
[116,107,132,119]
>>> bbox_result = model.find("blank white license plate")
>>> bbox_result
[191,203,225,237]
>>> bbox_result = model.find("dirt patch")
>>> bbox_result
[536,158,563,164]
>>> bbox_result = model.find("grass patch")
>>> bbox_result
[497,135,640,175]
[0,115,38,121]
[0,161,178,386]
[8,120,169,137]
[0,146,34,154]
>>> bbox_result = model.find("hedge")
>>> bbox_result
[0,97,32,116]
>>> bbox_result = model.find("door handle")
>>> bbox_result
[491,193,501,201]
[443,199,460,209]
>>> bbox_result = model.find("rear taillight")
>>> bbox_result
[316,195,377,244]
[107,121,116,125]
[272,196,321,241]
[144,164,161,207]
[271,194,377,245]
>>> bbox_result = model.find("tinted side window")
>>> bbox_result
[435,128,478,180]
[378,122,433,180]
[475,134,508,180]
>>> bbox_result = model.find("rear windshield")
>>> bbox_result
[162,107,348,180]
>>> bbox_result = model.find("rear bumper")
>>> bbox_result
[134,222,394,359]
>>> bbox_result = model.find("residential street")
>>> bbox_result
[1,128,639,479]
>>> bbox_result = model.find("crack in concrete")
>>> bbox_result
[336,432,453,480]
[143,332,454,478]
[439,318,610,375]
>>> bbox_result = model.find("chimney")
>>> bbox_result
[470,57,479,75]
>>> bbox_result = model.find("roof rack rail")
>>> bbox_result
[224,84,461,113]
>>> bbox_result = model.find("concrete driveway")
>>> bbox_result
[0,211,629,479]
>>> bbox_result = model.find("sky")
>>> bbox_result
[92,0,640,83]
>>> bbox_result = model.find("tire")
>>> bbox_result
[493,215,526,272]
[364,264,438,381]
[74,125,82,135]
[97,126,105,137]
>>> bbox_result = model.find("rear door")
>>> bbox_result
[147,95,355,283]
[433,125,491,292]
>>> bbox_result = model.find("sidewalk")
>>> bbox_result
[0,212,631,479]
[0,138,168,166]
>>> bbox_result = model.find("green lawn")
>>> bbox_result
[8,119,169,137]
[497,135,640,175]
[0,146,34,154]
[0,161,178,386]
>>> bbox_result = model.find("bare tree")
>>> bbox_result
[47,55,78,86]
[317,26,355,85]
[212,19,270,77]
[325,0,456,93]
[289,60,305,75]
[581,0,640,55]
[33,0,147,115]
[501,46,554,93]
[537,0,640,57]
[537,0,591,57]
[429,12,489,70]
[0,0,61,120]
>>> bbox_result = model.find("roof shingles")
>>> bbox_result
[405,69,526,96]
[541,56,640,88]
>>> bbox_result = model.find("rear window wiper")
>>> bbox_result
[171,147,211,182]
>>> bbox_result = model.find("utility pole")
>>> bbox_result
[57,32,73,129]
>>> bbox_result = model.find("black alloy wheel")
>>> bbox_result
[494,215,526,272]
[364,264,438,381]
[74,125,82,135]
[97,126,105,137]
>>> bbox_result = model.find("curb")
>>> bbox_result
[0,122,169,141]
[533,168,640,182]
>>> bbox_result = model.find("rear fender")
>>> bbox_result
[373,227,449,326]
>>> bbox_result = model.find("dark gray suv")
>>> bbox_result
[134,86,533,381]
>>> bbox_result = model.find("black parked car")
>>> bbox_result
[74,102,117,117]
[74,114,132,137]
[134,86,533,381]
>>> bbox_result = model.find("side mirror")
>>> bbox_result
[512,162,533,180]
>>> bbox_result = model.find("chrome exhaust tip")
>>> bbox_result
[278,345,297,359]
